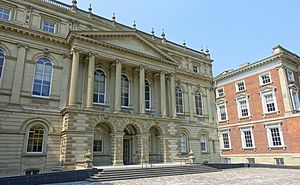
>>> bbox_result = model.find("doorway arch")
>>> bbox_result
[149,126,163,163]
[123,124,140,165]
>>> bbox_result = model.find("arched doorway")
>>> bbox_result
[93,122,112,166]
[149,126,163,163]
[123,124,139,165]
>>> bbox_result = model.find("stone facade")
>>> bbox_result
[0,0,220,177]
[214,45,300,165]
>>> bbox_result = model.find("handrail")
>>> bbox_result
[40,0,71,10]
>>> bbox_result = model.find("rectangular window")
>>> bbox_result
[216,87,224,98]
[275,158,284,165]
[240,127,255,149]
[236,81,246,92]
[265,122,285,148]
[237,98,250,118]
[0,7,10,21]
[264,94,276,112]
[247,158,255,164]
[220,131,231,150]
[222,133,230,148]
[42,19,56,33]
[287,69,295,82]
[290,88,300,111]
[193,66,199,73]
[259,73,272,85]
[217,103,228,122]
[25,169,40,176]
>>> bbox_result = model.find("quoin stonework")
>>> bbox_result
[214,45,300,165]
[0,0,220,177]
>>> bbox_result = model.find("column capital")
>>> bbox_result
[16,43,29,49]
[160,70,167,75]
[153,72,160,78]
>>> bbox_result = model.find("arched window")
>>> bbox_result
[32,57,53,97]
[0,49,5,79]
[93,70,106,104]
[176,86,184,114]
[180,132,188,153]
[145,79,151,110]
[195,90,203,116]
[200,134,208,152]
[93,128,103,152]
[27,125,45,153]
[121,74,130,107]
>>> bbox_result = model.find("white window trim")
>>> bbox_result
[259,72,272,86]
[216,87,225,98]
[42,19,57,33]
[235,80,246,93]
[240,126,256,150]
[236,95,251,119]
[31,58,54,99]
[260,88,279,115]
[24,123,48,155]
[219,129,232,150]
[93,69,106,105]
[0,7,11,21]
[264,122,285,149]
[289,87,300,111]
[216,101,228,122]
[287,69,295,82]
[200,134,209,153]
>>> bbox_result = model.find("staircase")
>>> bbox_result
[87,164,220,182]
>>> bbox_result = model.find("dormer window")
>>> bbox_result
[42,19,56,33]
[0,7,10,21]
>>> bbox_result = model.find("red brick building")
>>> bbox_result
[214,45,300,165]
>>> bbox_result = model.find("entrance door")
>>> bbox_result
[123,139,130,165]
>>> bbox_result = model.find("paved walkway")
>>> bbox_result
[47,168,300,185]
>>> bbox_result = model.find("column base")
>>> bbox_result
[113,160,124,166]
[85,106,94,111]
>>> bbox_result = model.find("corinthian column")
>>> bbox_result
[160,71,167,117]
[86,53,95,109]
[114,60,122,112]
[68,48,80,107]
[139,65,145,114]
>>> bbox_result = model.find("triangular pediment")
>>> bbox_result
[69,31,177,64]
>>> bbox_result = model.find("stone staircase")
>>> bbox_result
[87,164,220,182]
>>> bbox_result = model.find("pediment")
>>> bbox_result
[69,31,177,64]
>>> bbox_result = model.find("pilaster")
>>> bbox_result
[187,83,194,120]
[160,71,167,117]
[86,53,95,109]
[278,66,293,114]
[170,73,176,118]
[68,48,80,107]
[139,65,145,114]
[114,60,122,112]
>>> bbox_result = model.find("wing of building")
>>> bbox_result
[214,45,300,165]
[0,0,220,177]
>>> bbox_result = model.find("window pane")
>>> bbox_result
[27,125,44,152]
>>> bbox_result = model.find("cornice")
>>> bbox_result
[175,69,213,83]
[68,32,178,67]
[0,20,67,45]
[214,53,282,81]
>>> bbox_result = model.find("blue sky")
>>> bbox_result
[59,0,300,75]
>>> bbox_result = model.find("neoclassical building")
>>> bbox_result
[0,0,220,177]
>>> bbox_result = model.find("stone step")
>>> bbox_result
[88,165,220,182]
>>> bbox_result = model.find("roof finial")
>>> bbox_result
[151,28,155,39]
[201,46,204,52]
[133,20,136,30]
[112,12,116,23]
[161,29,166,43]
[88,4,92,17]
[71,0,77,11]
[205,46,210,54]
[183,40,186,48]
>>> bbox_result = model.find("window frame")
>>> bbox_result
[219,130,232,150]
[0,7,11,21]
[287,69,295,82]
[93,128,104,153]
[216,87,225,98]
[264,122,285,149]
[260,88,278,114]
[274,158,284,165]
[180,132,189,154]
[175,86,184,114]
[216,101,228,122]
[0,48,6,87]
[259,72,272,86]
[200,134,208,153]
[195,90,204,116]
[42,19,56,33]
[145,79,151,110]
[93,69,106,105]
[25,124,47,154]
[31,57,54,98]
[240,126,255,149]
[192,66,199,73]
[121,74,130,108]
[289,86,300,111]
[235,80,246,93]
[236,95,251,118]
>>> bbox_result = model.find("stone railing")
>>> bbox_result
[40,0,71,10]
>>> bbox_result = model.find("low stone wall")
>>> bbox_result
[205,163,247,169]
[205,163,300,170]
[0,168,99,185]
